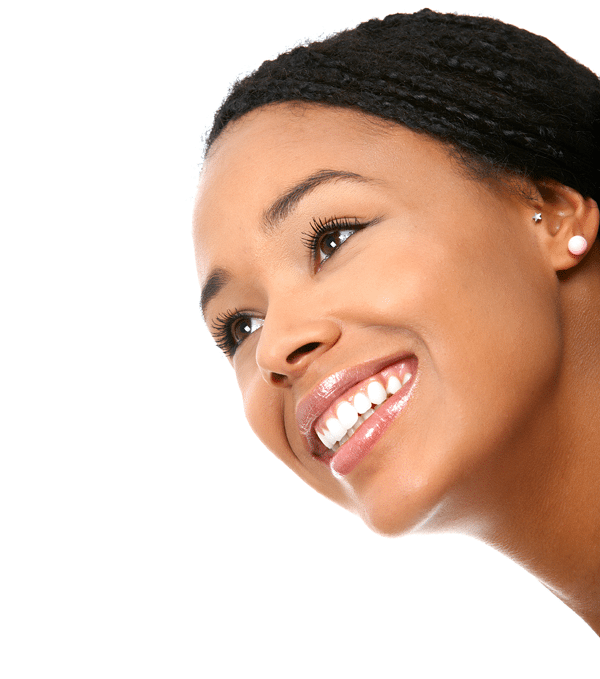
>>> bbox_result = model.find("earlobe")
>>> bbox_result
[532,181,599,272]
[567,235,588,257]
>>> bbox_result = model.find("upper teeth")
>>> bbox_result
[315,372,412,452]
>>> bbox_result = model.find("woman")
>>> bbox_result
[194,9,600,633]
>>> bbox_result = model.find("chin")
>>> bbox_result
[357,500,436,538]
[346,466,449,537]
[345,435,491,538]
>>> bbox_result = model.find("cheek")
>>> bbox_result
[346,220,559,370]
[332,227,562,534]
[237,368,286,460]
[238,365,352,507]
[237,366,305,477]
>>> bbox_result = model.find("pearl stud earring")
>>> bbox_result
[568,235,588,256]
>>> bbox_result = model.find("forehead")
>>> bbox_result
[193,104,458,278]
[195,104,395,229]
[203,102,400,186]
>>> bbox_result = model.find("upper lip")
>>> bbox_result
[296,351,414,455]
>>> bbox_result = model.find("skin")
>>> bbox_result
[193,103,600,632]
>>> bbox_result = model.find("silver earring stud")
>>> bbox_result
[533,212,542,223]
[568,235,588,256]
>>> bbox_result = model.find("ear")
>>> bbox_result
[533,181,599,272]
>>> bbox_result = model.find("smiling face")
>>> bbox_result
[194,103,564,536]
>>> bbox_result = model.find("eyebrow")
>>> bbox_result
[262,169,371,230]
[200,169,372,317]
[200,267,231,318]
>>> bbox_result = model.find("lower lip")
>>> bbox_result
[327,382,415,477]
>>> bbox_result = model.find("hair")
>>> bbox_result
[206,8,600,220]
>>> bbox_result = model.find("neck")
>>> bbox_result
[506,244,600,632]
[435,243,600,633]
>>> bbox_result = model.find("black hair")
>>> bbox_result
[206,8,599,212]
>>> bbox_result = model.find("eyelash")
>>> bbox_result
[301,216,366,268]
[211,308,257,358]
[212,217,367,357]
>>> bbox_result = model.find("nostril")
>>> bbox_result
[271,372,286,385]
[286,342,321,364]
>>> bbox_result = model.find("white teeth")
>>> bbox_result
[316,369,415,452]
[353,392,371,415]
[386,376,401,395]
[326,417,346,442]
[316,428,336,448]
[336,401,359,429]
[367,380,387,405]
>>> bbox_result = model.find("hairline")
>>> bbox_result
[205,100,539,205]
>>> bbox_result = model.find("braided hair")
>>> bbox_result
[206,9,600,217]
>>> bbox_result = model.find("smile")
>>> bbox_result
[296,354,417,476]
[315,364,413,451]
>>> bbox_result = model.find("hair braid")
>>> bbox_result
[207,8,600,213]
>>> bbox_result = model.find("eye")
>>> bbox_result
[211,310,264,358]
[316,228,356,264]
[302,217,367,269]
[230,315,264,345]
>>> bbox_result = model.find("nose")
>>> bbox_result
[256,310,340,387]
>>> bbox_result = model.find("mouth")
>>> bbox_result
[296,354,418,477]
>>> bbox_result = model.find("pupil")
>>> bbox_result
[323,233,341,255]
[233,318,252,342]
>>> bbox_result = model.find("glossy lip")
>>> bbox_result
[328,372,417,476]
[296,351,417,463]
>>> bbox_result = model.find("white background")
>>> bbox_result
[2,1,599,677]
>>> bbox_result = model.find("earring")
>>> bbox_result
[533,212,542,223]
[568,235,588,256]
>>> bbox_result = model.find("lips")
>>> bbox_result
[296,353,418,476]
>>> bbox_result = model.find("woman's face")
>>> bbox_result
[194,104,562,535]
